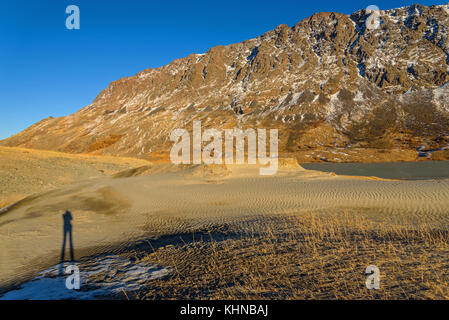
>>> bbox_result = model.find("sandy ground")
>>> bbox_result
[1,158,449,291]
[0,146,151,208]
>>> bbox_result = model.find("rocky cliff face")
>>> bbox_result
[2,4,449,162]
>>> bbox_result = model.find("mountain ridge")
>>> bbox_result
[2,3,449,162]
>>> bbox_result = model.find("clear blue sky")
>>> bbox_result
[0,0,444,139]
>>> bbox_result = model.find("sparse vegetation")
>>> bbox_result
[87,134,124,153]
[138,213,449,300]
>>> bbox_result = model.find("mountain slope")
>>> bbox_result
[2,3,449,162]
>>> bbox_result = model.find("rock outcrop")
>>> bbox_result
[2,4,449,162]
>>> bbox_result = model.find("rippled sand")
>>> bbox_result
[1,162,449,288]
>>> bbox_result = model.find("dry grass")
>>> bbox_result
[137,213,449,300]
[87,135,124,153]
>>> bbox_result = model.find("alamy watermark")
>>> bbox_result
[366,5,381,30]
[65,264,80,290]
[170,121,279,175]
[66,5,80,30]
[365,265,380,290]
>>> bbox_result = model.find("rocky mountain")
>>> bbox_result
[2,3,449,162]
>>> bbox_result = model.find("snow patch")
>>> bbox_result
[0,255,171,300]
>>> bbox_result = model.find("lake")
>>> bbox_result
[301,161,449,180]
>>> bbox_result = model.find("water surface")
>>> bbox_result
[301,161,449,180]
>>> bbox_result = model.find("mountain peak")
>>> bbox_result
[2,3,448,162]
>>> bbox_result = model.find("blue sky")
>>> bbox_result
[0,0,444,139]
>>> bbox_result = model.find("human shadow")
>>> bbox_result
[59,210,75,275]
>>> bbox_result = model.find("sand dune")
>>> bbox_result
[1,160,449,289]
[0,146,151,209]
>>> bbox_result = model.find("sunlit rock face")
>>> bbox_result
[2,4,449,160]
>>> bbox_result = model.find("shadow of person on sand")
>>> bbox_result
[59,210,75,275]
